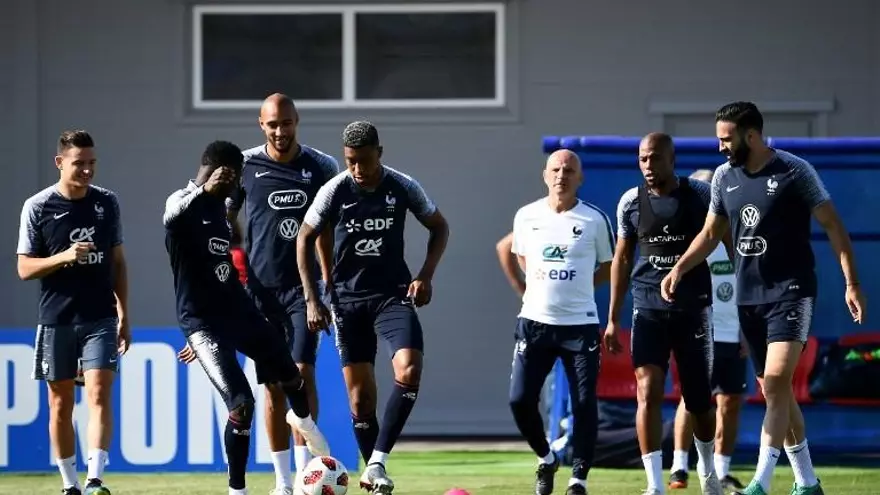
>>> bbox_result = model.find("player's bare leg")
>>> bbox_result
[82,369,114,494]
[49,380,80,493]
[715,393,744,488]
[670,399,693,489]
[635,365,666,494]
[738,342,820,495]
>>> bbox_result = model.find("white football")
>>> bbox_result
[296,455,349,495]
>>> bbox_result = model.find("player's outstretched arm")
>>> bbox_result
[163,186,204,228]
[495,231,525,297]
[674,212,730,276]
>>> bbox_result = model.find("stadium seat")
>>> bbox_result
[827,332,880,406]
[596,329,637,399]
[747,336,819,404]
[837,331,880,346]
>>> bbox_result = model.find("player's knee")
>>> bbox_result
[47,383,75,417]
[394,363,421,387]
[635,369,664,406]
[716,394,742,419]
[230,400,256,427]
[760,373,792,402]
[85,372,114,408]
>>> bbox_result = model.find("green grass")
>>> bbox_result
[2,451,878,494]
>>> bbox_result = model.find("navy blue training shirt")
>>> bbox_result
[710,150,831,305]
[226,145,339,288]
[164,181,251,333]
[16,185,123,325]
[303,166,438,303]
[617,177,713,310]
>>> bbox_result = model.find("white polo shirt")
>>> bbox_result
[707,244,739,343]
[511,198,615,326]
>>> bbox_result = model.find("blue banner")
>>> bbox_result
[0,327,358,472]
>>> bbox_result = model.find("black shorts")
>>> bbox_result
[738,297,814,377]
[631,306,714,414]
[711,342,747,395]
[247,283,319,384]
[187,307,299,410]
[331,295,423,366]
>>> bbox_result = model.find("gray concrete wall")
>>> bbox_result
[3,0,878,434]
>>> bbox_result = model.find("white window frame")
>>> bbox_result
[192,3,506,110]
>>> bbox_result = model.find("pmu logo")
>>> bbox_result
[737,236,767,257]
[541,245,568,262]
[267,190,308,210]
[649,254,681,270]
[208,237,229,256]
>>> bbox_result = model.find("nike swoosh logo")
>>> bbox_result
[202,220,211,224]
[255,171,270,178]
[726,185,740,192]
[342,202,358,209]
[588,344,599,352]
[54,212,70,219]
[695,332,707,338]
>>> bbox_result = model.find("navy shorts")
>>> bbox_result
[631,307,714,413]
[738,297,814,377]
[330,295,423,366]
[248,283,320,383]
[32,317,119,382]
[711,342,747,395]
[202,303,300,389]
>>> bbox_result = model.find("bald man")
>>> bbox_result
[605,134,727,494]
[505,150,614,495]
[225,93,339,494]
[668,169,746,491]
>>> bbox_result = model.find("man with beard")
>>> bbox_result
[661,101,866,495]
[502,149,614,495]
[226,93,338,493]
[605,133,725,495]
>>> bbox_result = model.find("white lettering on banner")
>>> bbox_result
[121,344,177,465]
[0,345,40,467]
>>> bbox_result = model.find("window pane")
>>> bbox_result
[355,13,497,100]
[200,13,343,101]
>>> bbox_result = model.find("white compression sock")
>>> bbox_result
[714,453,731,479]
[670,449,689,473]
[538,451,555,465]
[367,451,389,466]
[642,451,664,493]
[270,450,292,489]
[568,477,586,488]
[293,445,312,472]
[693,437,715,478]
[753,446,781,492]
[86,449,108,482]
[57,455,80,489]
[785,439,818,487]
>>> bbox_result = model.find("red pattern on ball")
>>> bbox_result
[302,470,323,485]
[320,456,337,470]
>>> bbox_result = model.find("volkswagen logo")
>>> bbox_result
[214,262,231,283]
[740,204,760,228]
[716,281,734,302]
[278,217,300,240]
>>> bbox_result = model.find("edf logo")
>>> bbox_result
[548,269,576,281]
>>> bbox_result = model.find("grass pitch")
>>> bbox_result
[1,451,877,494]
